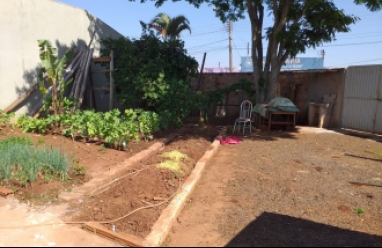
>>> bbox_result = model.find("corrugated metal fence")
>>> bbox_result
[342,65,382,134]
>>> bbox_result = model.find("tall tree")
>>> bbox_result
[148,13,191,40]
[134,0,382,102]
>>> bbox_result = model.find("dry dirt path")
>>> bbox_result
[0,196,120,247]
[164,127,382,247]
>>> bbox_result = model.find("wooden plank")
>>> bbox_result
[0,187,13,197]
[83,222,146,247]
[88,67,96,110]
[109,50,114,111]
[78,48,94,107]
[92,56,111,63]
[72,48,90,101]
[3,83,39,113]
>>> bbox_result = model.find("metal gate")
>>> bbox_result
[342,65,382,134]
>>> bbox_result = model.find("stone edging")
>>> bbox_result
[143,135,221,247]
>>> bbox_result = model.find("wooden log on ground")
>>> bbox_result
[83,222,145,247]
[3,83,39,113]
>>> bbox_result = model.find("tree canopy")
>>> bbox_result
[131,0,382,102]
[147,13,191,40]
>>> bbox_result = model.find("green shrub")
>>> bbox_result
[0,110,15,130]
[98,32,198,128]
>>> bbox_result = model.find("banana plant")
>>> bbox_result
[37,39,72,117]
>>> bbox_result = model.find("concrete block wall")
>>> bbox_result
[193,69,345,127]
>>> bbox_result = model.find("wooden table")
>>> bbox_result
[258,111,296,131]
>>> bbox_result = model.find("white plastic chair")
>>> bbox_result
[233,100,253,135]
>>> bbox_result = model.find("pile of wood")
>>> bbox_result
[3,34,96,116]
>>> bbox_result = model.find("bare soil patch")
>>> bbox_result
[164,128,382,247]
[66,125,219,238]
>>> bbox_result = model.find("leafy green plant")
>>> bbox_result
[37,39,73,116]
[136,109,161,139]
[37,137,45,145]
[16,115,51,134]
[41,97,77,116]
[354,207,365,215]
[0,110,15,130]
[73,163,86,176]
[98,33,198,128]
[99,144,106,152]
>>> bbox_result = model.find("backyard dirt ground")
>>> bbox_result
[0,123,220,242]
[163,126,382,247]
[0,123,382,246]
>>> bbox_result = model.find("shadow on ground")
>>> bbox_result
[345,153,382,163]
[225,212,382,247]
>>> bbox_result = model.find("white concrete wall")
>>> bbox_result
[0,0,123,115]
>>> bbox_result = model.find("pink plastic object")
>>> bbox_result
[217,136,242,145]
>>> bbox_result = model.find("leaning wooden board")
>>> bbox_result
[83,222,146,247]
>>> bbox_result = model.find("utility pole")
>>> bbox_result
[247,42,249,55]
[228,20,233,72]
[320,49,326,59]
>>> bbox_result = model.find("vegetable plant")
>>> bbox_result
[0,110,15,130]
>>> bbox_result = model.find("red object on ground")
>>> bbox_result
[217,136,242,145]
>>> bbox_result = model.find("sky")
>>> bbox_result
[56,0,382,70]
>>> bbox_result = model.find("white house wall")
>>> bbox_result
[0,0,123,115]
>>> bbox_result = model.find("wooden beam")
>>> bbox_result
[78,48,94,107]
[109,50,114,111]
[3,83,39,113]
[88,67,96,110]
[92,56,111,63]
[83,222,146,247]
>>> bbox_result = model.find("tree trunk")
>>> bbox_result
[266,62,281,101]
[52,78,58,116]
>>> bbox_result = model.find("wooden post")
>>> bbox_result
[72,48,90,100]
[196,53,206,91]
[88,67,96,110]
[109,50,114,111]
[78,48,93,107]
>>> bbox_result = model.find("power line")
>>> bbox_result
[186,39,228,50]
[182,29,226,37]
[318,40,382,47]
[190,46,228,55]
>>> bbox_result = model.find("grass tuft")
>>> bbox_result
[0,136,70,185]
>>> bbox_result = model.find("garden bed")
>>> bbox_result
[0,123,213,198]
[0,126,159,203]
[64,125,219,239]
[0,123,220,242]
